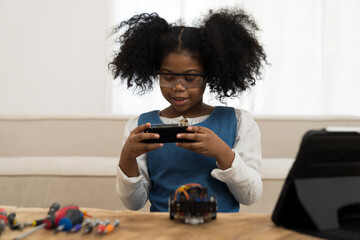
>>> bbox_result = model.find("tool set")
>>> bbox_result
[0,203,120,239]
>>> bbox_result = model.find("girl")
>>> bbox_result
[110,8,267,212]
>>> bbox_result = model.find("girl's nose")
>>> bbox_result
[172,79,186,90]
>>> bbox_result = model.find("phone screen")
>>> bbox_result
[142,125,194,143]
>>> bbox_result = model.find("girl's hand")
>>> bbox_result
[176,126,234,170]
[120,122,163,177]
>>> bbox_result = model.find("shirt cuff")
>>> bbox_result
[211,150,252,183]
[117,165,142,181]
[116,166,143,198]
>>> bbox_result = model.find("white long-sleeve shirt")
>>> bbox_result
[116,108,263,210]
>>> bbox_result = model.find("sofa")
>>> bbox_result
[1,115,359,213]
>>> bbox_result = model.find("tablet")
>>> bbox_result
[271,128,360,239]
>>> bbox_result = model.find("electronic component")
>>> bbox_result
[169,183,217,225]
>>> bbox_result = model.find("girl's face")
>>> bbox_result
[159,52,206,117]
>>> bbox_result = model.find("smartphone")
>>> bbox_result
[142,124,194,143]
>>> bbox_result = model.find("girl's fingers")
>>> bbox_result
[133,122,161,143]
[186,126,203,133]
[177,132,199,142]
[176,141,200,150]
[134,122,151,134]
[177,126,207,141]
[137,132,160,142]
[142,142,163,151]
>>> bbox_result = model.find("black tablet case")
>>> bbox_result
[271,129,360,239]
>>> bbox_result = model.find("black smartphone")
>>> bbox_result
[142,124,194,143]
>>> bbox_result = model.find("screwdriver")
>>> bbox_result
[54,208,84,233]
[0,208,7,236]
[0,208,7,224]
[54,204,79,226]
[0,221,5,236]
[48,202,61,215]
[8,202,60,231]
[14,204,77,240]
[83,218,100,234]
[7,213,25,230]
[95,219,110,235]
[102,219,120,235]
[69,218,90,233]
[68,223,82,233]
[28,202,61,227]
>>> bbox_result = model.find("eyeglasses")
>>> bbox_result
[158,72,206,89]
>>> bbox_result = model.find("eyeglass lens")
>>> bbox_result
[158,73,205,89]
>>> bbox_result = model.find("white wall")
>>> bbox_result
[0,0,114,115]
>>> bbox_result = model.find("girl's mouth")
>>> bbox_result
[172,97,188,106]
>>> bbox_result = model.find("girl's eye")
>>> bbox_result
[185,76,196,81]
[164,76,175,81]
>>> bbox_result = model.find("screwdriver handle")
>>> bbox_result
[95,224,105,235]
[69,223,82,233]
[0,208,7,225]
[103,219,120,235]
[82,219,99,234]
[56,209,84,232]
[28,202,61,229]
[43,214,57,230]
[0,219,6,236]
[54,205,79,226]
[47,202,60,217]
[7,213,22,230]
[103,224,114,234]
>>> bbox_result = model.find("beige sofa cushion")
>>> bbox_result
[0,156,294,179]
[0,156,118,176]
[0,156,127,210]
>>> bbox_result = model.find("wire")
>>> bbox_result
[173,183,204,200]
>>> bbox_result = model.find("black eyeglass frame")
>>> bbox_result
[157,72,205,77]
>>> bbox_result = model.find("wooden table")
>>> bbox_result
[0,206,320,240]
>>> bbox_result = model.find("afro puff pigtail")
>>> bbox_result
[109,13,170,93]
[200,8,268,101]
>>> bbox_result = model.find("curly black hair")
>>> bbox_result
[109,8,268,101]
